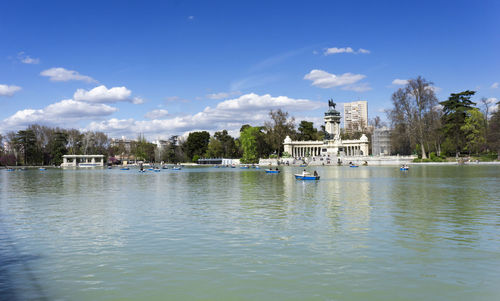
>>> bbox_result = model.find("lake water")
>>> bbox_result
[0,165,499,300]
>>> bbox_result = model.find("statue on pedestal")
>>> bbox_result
[328,98,336,110]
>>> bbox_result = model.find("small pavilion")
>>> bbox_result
[61,155,105,167]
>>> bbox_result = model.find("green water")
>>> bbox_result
[1,165,499,300]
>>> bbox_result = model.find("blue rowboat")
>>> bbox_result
[172,167,181,170]
[120,167,130,170]
[240,166,249,169]
[400,167,409,171]
[299,164,307,167]
[294,173,320,180]
[39,168,46,171]
[6,168,15,171]
[265,169,280,174]
[349,165,359,168]
[255,166,260,169]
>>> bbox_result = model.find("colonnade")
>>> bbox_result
[344,145,363,156]
[291,146,322,157]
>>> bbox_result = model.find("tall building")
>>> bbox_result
[343,100,368,133]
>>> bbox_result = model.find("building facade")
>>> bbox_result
[343,100,368,133]
[372,127,391,156]
[284,100,369,158]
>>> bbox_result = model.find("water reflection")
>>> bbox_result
[0,166,499,300]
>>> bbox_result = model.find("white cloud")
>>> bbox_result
[426,86,442,93]
[206,91,242,100]
[86,93,323,138]
[323,47,370,55]
[491,82,499,89]
[486,97,498,104]
[0,84,22,96]
[392,79,408,85]
[74,85,143,104]
[145,109,169,119]
[18,52,40,64]
[304,69,366,89]
[1,99,117,130]
[40,67,96,83]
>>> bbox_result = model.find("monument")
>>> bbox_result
[283,98,369,158]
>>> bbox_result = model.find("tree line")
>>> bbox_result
[3,81,498,166]
[0,110,325,166]
[387,76,500,160]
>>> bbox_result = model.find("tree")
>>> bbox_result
[48,132,68,165]
[13,129,40,165]
[487,100,500,159]
[131,134,156,162]
[479,97,496,139]
[387,76,439,158]
[214,130,238,158]
[460,108,486,155]
[239,126,260,163]
[297,121,318,141]
[440,90,476,156]
[369,116,387,129]
[205,137,224,158]
[66,129,83,155]
[184,131,210,161]
[264,109,295,156]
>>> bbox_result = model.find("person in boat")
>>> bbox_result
[302,169,308,176]
[313,171,318,177]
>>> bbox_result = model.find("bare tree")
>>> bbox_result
[479,97,496,135]
[264,109,295,156]
[388,76,438,158]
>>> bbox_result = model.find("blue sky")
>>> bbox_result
[1,0,499,139]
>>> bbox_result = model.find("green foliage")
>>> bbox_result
[205,138,223,158]
[132,134,156,162]
[192,154,200,163]
[460,108,486,154]
[185,131,210,161]
[48,132,68,165]
[239,126,259,163]
[281,151,291,158]
[440,90,476,155]
[297,121,317,141]
[213,130,238,158]
[14,129,40,165]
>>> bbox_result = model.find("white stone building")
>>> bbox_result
[284,100,369,157]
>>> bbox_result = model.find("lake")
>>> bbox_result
[1,165,499,300]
